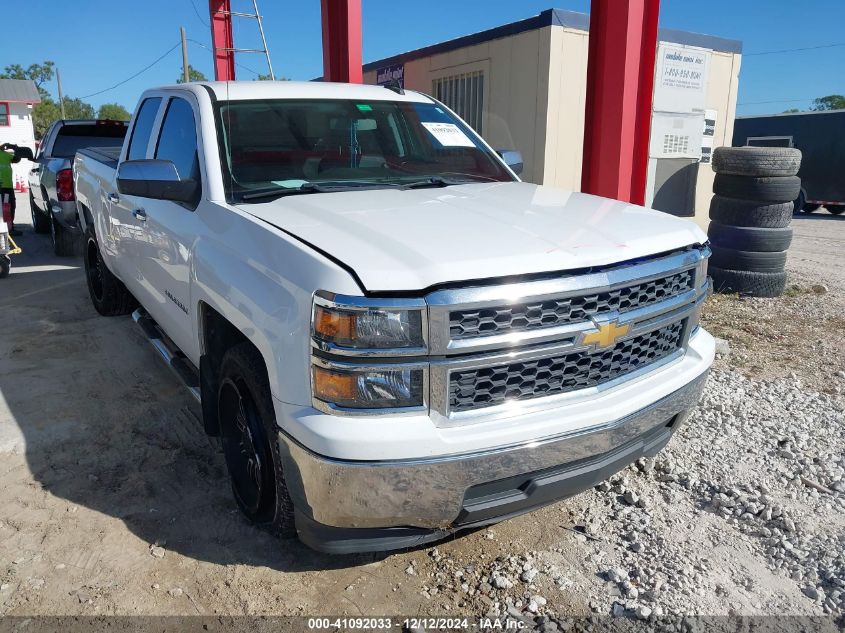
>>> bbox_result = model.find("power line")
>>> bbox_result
[80,43,181,99]
[744,42,845,56]
[188,0,209,27]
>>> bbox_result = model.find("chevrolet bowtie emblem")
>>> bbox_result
[582,321,630,348]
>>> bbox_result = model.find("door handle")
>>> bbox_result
[107,192,120,204]
[133,208,147,222]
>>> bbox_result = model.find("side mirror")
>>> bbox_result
[117,159,198,203]
[496,149,523,176]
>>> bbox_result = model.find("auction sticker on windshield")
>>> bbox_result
[420,122,475,148]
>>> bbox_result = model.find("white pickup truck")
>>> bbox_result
[74,81,713,553]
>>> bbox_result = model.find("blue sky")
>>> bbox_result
[2,0,843,115]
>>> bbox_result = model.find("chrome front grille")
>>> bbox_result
[448,270,694,339]
[449,320,685,413]
[426,246,711,423]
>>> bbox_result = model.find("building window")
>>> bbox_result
[0,103,9,127]
[432,71,484,133]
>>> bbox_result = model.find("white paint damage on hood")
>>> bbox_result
[238,181,707,292]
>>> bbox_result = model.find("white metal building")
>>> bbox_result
[363,9,742,227]
[0,79,41,189]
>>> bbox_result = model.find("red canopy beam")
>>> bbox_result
[209,0,236,81]
[320,0,363,83]
[581,0,660,205]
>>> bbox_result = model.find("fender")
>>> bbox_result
[190,206,362,406]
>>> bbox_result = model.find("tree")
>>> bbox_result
[809,95,845,111]
[98,103,131,121]
[256,74,289,81]
[31,96,96,138]
[61,97,96,120]
[1,61,55,98]
[782,108,801,113]
[32,99,62,139]
[177,65,208,83]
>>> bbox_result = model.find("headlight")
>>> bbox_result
[311,292,428,413]
[312,364,425,410]
[312,294,425,351]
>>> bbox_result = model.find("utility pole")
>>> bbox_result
[180,27,191,83]
[56,67,66,120]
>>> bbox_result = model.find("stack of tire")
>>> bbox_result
[708,146,802,297]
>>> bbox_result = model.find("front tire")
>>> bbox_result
[218,342,295,537]
[827,205,845,216]
[30,193,51,234]
[84,228,137,316]
[0,255,10,278]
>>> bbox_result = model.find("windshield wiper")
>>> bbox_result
[400,176,481,190]
[239,182,399,202]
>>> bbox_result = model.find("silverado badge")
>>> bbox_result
[581,320,630,349]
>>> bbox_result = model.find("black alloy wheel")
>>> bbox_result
[219,375,274,518]
[86,235,105,304]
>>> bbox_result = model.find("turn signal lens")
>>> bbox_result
[312,365,424,409]
[314,305,356,342]
[312,366,358,402]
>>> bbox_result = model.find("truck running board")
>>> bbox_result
[132,308,201,403]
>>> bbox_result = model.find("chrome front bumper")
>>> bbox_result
[278,370,709,540]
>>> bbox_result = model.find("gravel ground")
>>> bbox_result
[0,201,843,623]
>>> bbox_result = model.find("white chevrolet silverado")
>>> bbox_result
[74,81,714,553]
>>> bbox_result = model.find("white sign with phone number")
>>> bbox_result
[421,122,475,148]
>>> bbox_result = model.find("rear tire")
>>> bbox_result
[710,266,786,298]
[707,223,793,252]
[84,227,137,316]
[30,192,51,234]
[713,174,801,203]
[711,146,801,177]
[827,205,845,216]
[709,196,793,228]
[218,342,296,538]
[710,246,787,273]
[0,255,10,278]
[51,216,82,257]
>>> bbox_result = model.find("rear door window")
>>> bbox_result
[127,97,162,160]
[154,97,200,182]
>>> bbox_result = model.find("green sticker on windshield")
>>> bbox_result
[356,104,373,112]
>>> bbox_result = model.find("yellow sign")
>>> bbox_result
[582,321,630,348]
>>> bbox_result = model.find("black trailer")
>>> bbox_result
[732,109,845,214]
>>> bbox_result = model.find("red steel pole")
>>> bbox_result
[209,0,236,81]
[581,0,660,205]
[320,0,363,83]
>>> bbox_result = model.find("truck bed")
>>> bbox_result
[77,146,122,170]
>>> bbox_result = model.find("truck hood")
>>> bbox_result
[237,182,707,292]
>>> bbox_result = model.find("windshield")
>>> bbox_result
[216,98,515,202]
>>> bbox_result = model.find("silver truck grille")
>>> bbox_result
[448,320,685,413]
[448,269,694,339]
[424,246,710,423]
